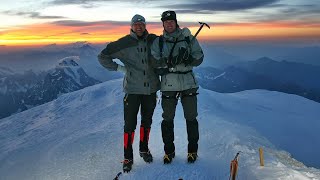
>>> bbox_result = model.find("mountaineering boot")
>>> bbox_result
[187,153,198,163]
[122,159,133,173]
[139,126,153,163]
[123,132,134,172]
[186,119,198,164]
[163,151,175,164]
[161,120,175,163]
[139,150,153,163]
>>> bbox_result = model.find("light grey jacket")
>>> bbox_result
[98,30,160,95]
[151,27,204,92]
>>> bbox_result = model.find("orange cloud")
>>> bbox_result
[0,22,130,46]
[1,21,320,46]
[192,21,320,42]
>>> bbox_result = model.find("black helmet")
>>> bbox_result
[161,10,177,22]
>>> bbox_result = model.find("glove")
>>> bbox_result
[154,68,169,76]
[171,47,189,66]
[184,56,194,66]
[160,57,172,68]
[117,65,127,73]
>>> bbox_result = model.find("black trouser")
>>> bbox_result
[123,93,157,160]
[161,88,199,154]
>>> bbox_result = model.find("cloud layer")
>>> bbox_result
[4,11,65,19]
[160,0,280,12]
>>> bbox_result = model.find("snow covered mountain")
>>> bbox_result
[0,69,43,94]
[0,70,45,118]
[0,67,15,77]
[195,58,320,103]
[195,66,281,92]
[237,57,320,90]
[0,57,100,119]
[0,79,319,180]
[0,42,121,82]
[24,56,100,106]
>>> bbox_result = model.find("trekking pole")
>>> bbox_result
[229,151,241,180]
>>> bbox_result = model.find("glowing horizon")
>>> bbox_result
[1,21,319,46]
[1,0,320,46]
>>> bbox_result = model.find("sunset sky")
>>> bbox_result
[0,0,320,46]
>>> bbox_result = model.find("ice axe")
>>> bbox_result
[194,22,211,39]
[180,22,211,63]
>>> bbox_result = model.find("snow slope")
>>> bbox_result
[0,79,319,180]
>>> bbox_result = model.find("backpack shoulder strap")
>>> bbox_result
[159,35,164,58]
[184,36,190,44]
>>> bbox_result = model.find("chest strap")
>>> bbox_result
[167,70,193,74]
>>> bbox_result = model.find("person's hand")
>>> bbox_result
[165,57,173,68]
[171,47,189,66]
[117,65,127,73]
[184,56,194,66]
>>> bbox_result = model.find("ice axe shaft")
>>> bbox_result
[194,22,210,38]
[186,22,210,52]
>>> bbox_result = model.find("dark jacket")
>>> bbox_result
[98,30,160,94]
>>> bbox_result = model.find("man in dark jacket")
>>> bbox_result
[98,14,159,173]
[151,10,204,164]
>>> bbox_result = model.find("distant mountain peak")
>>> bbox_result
[81,44,93,48]
[256,56,275,62]
[69,41,92,48]
[58,56,80,67]
[44,43,57,48]
[79,44,96,51]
